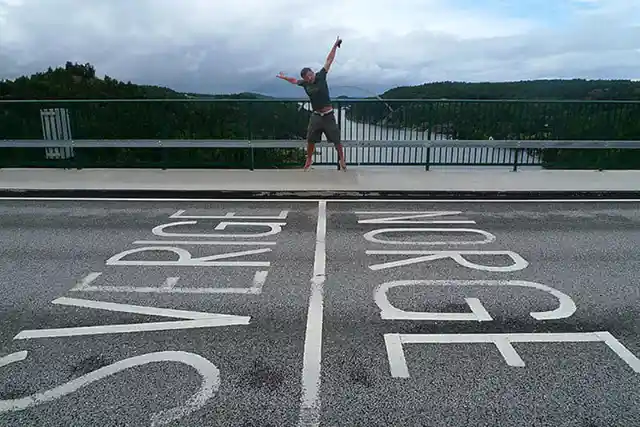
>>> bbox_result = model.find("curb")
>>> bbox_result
[1,189,640,200]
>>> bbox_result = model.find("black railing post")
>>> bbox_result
[596,130,608,171]
[72,141,83,170]
[248,102,254,170]
[596,149,605,172]
[425,147,431,171]
[337,101,342,170]
[161,145,168,170]
[512,148,520,172]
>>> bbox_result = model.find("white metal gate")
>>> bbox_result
[40,108,74,160]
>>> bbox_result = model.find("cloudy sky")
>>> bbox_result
[1,0,639,96]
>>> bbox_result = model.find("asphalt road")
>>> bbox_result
[0,198,638,427]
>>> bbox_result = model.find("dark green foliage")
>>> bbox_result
[4,65,640,169]
[342,79,640,169]
[381,79,640,101]
[0,62,307,168]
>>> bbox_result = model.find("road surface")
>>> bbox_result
[0,198,638,427]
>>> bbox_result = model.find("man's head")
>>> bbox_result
[300,67,315,83]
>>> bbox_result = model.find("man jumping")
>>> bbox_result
[277,36,347,171]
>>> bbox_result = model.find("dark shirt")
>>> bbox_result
[298,67,331,111]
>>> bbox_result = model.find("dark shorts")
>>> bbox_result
[307,111,341,144]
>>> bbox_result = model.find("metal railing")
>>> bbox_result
[1,98,640,170]
[2,139,639,171]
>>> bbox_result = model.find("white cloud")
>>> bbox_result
[0,0,639,94]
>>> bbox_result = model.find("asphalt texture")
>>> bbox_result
[0,199,639,427]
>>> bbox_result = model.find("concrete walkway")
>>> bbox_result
[0,167,638,197]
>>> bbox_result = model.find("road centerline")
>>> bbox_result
[298,200,327,427]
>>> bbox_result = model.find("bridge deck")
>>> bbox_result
[0,167,638,195]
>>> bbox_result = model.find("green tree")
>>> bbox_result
[342,79,640,169]
[0,62,308,168]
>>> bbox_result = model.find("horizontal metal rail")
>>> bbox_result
[0,140,251,148]
[2,98,640,104]
[2,139,640,149]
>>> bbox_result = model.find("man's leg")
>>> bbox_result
[304,114,322,170]
[304,141,315,170]
[324,114,346,170]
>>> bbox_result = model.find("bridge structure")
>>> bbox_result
[0,97,639,196]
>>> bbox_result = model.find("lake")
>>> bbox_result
[298,103,540,167]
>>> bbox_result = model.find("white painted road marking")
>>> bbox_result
[366,250,529,272]
[14,318,249,340]
[53,297,226,319]
[162,277,179,290]
[298,200,326,427]
[363,228,497,245]
[70,271,270,294]
[132,240,277,246]
[374,280,577,322]
[356,211,476,224]
[0,351,28,368]
[105,246,271,267]
[70,272,102,291]
[171,209,289,220]
[152,221,286,238]
[0,350,220,427]
[384,332,640,378]
[14,297,250,339]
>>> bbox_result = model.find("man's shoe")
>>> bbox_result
[303,159,314,170]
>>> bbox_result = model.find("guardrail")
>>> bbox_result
[2,139,639,171]
[4,98,640,141]
[5,139,640,149]
[2,98,640,170]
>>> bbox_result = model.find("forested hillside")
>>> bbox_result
[0,62,307,168]
[381,79,640,100]
[343,79,640,169]
[2,64,639,169]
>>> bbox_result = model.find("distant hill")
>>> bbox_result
[345,78,640,169]
[184,92,275,99]
[0,62,307,168]
[0,62,281,101]
[380,79,640,100]
[346,78,640,130]
[0,62,179,99]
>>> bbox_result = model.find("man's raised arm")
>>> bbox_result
[276,72,302,85]
[323,36,342,72]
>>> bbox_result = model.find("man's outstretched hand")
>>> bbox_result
[335,36,342,48]
[277,72,297,85]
